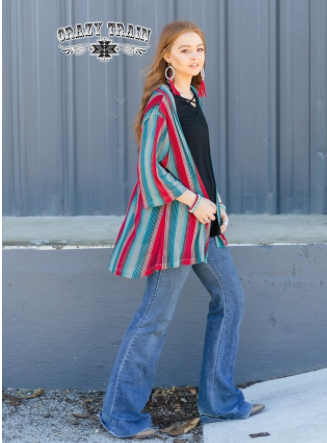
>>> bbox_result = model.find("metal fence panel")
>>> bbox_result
[3,0,326,215]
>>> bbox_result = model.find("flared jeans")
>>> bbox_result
[98,237,252,437]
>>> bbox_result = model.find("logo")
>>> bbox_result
[57,21,151,62]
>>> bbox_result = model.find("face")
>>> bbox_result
[164,32,205,79]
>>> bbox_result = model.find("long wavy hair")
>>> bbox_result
[134,21,206,148]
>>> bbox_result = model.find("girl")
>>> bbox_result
[99,20,265,440]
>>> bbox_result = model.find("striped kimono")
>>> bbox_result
[108,83,228,279]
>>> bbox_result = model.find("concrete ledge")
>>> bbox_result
[2,214,327,247]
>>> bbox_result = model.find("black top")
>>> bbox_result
[166,82,221,237]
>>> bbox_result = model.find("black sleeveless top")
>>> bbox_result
[166,82,221,237]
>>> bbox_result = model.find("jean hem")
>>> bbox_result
[98,411,153,438]
[199,400,253,424]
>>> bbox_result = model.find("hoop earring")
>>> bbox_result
[165,63,175,80]
[198,67,207,97]
[164,63,180,96]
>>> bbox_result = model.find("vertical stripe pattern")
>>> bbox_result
[108,84,228,279]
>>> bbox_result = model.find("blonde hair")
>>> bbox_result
[134,20,206,148]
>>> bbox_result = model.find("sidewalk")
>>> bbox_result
[3,368,326,443]
[204,368,327,443]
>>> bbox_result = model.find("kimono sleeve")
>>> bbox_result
[137,110,188,209]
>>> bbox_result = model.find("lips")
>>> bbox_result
[189,64,199,67]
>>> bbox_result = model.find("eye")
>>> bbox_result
[181,48,204,53]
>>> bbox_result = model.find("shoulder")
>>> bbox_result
[143,85,172,120]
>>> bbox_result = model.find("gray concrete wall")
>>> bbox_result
[3,215,327,390]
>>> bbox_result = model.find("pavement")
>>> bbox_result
[2,368,327,443]
[203,367,327,443]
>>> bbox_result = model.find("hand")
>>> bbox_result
[193,197,217,225]
[219,207,229,233]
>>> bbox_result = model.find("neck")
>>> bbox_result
[170,73,192,95]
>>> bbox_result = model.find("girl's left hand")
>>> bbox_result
[219,208,229,234]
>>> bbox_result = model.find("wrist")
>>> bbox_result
[189,193,198,208]
[188,194,202,213]
[185,190,198,208]
[176,189,199,208]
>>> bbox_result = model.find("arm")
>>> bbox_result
[176,189,197,207]
[137,110,189,209]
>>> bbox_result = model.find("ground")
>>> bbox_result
[2,385,205,443]
[2,379,263,442]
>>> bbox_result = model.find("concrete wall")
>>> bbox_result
[3,239,327,390]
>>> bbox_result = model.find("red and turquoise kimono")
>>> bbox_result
[108,83,228,278]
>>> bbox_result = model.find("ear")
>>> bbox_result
[163,51,171,63]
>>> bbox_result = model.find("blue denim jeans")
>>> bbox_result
[98,237,252,437]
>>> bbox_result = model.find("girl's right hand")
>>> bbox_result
[193,197,217,225]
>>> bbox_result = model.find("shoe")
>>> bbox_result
[129,427,162,439]
[249,403,265,417]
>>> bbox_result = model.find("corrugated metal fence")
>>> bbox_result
[3,0,327,216]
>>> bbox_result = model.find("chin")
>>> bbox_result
[187,70,200,75]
